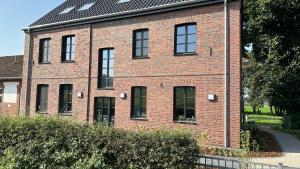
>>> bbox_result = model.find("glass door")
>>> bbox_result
[94,97,115,125]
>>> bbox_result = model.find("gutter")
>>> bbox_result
[23,0,224,32]
[224,0,229,147]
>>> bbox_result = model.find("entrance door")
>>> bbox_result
[94,97,115,125]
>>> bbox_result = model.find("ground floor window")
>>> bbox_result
[94,97,115,125]
[131,87,147,118]
[36,84,49,112]
[0,85,3,103]
[174,87,196,122]
[59,84,73,113]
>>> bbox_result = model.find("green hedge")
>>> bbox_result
[0,116,199,169]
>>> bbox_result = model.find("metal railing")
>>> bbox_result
[196,155,297,169]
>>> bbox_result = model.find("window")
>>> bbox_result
[94,97,115,125]
[0,86,3,103]
[36,85,49,112]
[2,82,18,103]
[61,35,76,62]
[133,29,148,58]
[131,87,147,118]
[59,84,73,113]
[39,38,51,63]
[175,23,197,54]
[98,48,114,88]
[174,87,195,122]
[59,6,76,14]
[78,3,95,11]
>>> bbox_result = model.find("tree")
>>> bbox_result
[243,0,300,128]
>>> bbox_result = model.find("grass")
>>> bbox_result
[244,105,271,114]
[244,105,300,140]
[246,114,283,128]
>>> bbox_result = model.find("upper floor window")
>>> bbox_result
[59,6,76,14]
[78,3,95,11]
[133,29,148,58]
[39,38,51,63]
[131,87,147,118]
[59,84,73,113]
[98,48,114,88]
[174,87,196,122]
[61,35,76,62]
[36,84,49,112]
[175,23,197,55]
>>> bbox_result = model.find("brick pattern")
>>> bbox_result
[21,1,241,147]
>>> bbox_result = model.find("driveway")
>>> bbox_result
[252,126,300,168]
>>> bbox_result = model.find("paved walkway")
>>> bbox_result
[252,126,300,168]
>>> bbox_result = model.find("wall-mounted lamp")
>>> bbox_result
[120,93,127,99]
[208,94,216,101]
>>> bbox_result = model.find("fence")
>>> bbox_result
[196,155,298,169]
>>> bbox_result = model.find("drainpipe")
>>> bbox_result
[86,24,93,123]
[224,0,229,148]
[25,28,34,115]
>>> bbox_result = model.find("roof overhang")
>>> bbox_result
[23,0,225,32]
[0,77,22,80]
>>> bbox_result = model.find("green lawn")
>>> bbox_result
[244,105,271,114]
[244,105,300,140]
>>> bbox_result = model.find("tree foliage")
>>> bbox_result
[243,0,300,128]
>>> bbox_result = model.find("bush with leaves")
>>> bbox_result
[0,116,199,169]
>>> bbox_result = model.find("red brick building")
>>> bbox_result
[21,0,241,147]
[0,55,23,116]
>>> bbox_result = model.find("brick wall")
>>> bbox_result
[21,1,241,147]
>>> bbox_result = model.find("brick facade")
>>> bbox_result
[21,1,241,147]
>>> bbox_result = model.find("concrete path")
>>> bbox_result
[252,126,300,168]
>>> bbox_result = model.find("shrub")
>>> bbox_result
[0,116,199,169]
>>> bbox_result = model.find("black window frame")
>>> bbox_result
[58,84,73,114]
[0,85,3,103]
[133,29,149,58]
[174,23,197,55]
[39,38,51,64]
[61,35,76,62]
[98,48,115,89]
[94,97,115,125]
[173,86,196,122]
[36,84,49,113]
[131,86,147,119]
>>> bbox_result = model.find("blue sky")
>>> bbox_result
[0,0,65,56]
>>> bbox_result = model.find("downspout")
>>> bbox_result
[25,28,34,115]
[86,24,93,123]
[224,0,229,148]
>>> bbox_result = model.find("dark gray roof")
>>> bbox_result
[29,0,223,28]
[0,55,23,79]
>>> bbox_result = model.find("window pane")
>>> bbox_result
[109,49,114,59]
[108,68,114,77]
[188,25,197,34]
[71,44,76,53]
[176,44,185,53]
[102,50,108,60]
[101,78,107,87]
[177,35,185,44]
[135,49,142,57]
[102,59,107,69]
[108,78,113,87]
[177,26,186,35]
[188,34,196,43]
[186,87,195,98]
[143,40,148,48]
[67,37,71,45]
[186,98,195,109]
[109,58,114,69]
[175,108,185,120]
[136,40,142,48]
[136,32,142,40]
[102,68,107,77]
[175,97,184,108]
[143,31,148,39]
[143,48,148,56]
[187,43,196,53]
[134,88,140,97]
